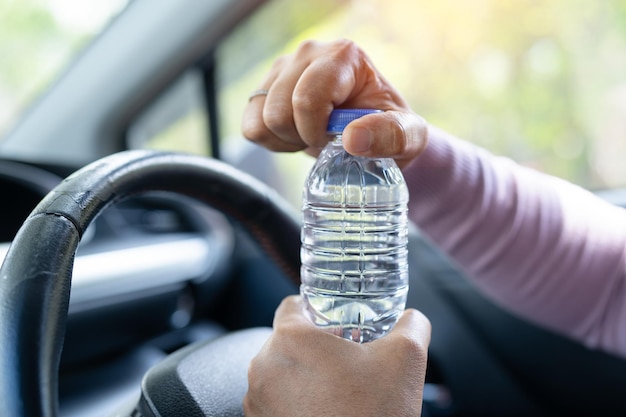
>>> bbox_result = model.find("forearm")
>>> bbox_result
[405,125,626,357]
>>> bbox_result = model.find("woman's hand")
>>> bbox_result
[243,295,431,417]
[242,39,428,168]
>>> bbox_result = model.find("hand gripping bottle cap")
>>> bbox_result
[326,109,383,134]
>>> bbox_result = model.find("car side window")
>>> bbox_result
[216,0,626,205]
[127,69,211,156]
[127,0,626,211]
[215,0,344,209]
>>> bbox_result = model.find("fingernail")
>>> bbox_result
[348,127,372,153]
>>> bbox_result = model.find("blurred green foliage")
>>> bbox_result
[367,0,626,189]
[0,0,123,138]
[220,0,626,192]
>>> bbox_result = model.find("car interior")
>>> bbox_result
[1,0,626,416]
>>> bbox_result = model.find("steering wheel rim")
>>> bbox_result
[0,150,301,416]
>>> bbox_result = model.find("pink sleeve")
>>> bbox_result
[404,125,626,358]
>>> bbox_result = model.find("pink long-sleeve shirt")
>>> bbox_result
[404,126,626,359]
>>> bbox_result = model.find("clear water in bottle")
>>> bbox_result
[300,109,409,343]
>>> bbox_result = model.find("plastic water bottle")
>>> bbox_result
[300,108,409,343]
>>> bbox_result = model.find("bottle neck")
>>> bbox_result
[329,133,343,145]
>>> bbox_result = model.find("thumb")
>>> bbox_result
[342,111,428,168]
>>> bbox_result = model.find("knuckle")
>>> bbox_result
[397,333,429,361]
[331,38,360,55]
[294,39,322,57]
[247,356,260,380]
[330,39,367,67]
[241,119,268,142]
[385,112,428,157]
[263,106,292,134]
[388,115,409,155]
[384,115,407,156]
[409,114,429,153]
[294,38,361,65]
[270,53,288,70]
[291,90,318,114]
[272,319,301,340]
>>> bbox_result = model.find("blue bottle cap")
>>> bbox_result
[326,109,382,134]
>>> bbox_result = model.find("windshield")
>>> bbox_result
[0,0,128,139]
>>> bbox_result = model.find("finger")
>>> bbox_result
[243,42,333,151]
[292,40,416,150]
[261,50,315,147]
[291,54,359,147]
[242,57,306,152]
[291,39,385,148]
[262,39,364,149]
[342,111,429,168]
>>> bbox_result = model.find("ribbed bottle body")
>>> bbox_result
[301,136,409,343]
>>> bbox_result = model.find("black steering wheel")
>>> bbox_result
[0,150,302,416]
